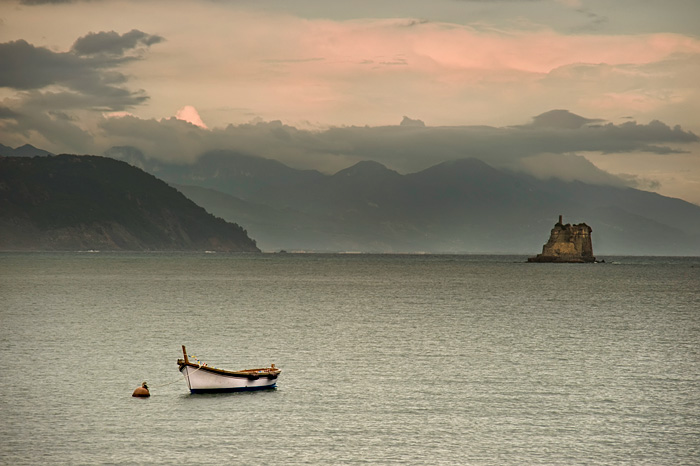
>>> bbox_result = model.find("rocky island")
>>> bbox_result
[528,215,595,263]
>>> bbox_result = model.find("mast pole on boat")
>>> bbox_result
[181,345,192,391]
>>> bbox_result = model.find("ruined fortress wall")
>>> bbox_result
[528,216,595,263]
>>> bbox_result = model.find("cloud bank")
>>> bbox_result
[93,109,698,192]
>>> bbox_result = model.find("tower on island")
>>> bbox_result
[528,215,595,263]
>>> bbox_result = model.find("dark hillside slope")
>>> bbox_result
[0,155,259,252]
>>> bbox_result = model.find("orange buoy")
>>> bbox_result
[132,381,150,397]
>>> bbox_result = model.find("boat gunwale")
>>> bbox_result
[177,359,280,378]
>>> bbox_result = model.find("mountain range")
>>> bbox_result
[3,144,699,255]
[106,147,700,255]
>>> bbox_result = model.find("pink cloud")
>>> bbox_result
[231,16,700,75]
[146,8,700,127]
[215,17,700,103]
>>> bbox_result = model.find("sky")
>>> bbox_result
[1,0,699,204]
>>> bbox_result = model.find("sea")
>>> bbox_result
[0,252,698,465]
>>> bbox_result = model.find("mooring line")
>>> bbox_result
[147,362,205,389]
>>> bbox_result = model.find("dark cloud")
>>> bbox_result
[0,34,158,108]
[596,120,698,148]
[510,111,697,155]
[399,19,430,27]
[47,110,78,121]
[19,88,148,112]
[4,103,697,189]
[0,40,87,90]
[573,7,608,32]
[94,110,698,189]
[0,106,20,119]
[71,29,164,56]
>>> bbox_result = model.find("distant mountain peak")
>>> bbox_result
[0,143,53,157]
[333,160,398,178]
[421,157,498,175]
[400,116,426,127]
[529,109,604,129]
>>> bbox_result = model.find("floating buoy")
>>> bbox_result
[132,381,150,397]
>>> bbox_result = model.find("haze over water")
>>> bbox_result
[1,253,698,465]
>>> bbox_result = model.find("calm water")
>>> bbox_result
[1,253,698,465]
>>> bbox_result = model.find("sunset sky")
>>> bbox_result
[1,0,699,204]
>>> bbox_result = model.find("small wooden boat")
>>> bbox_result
[177,345,280,393]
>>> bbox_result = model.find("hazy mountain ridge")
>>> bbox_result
[0,154,260,252]
[157,150,700,255]
[106,147,325,199]
[3,143,698,255]
[0,143,53,158]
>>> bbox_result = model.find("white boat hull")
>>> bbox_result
[179,364,279,393]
